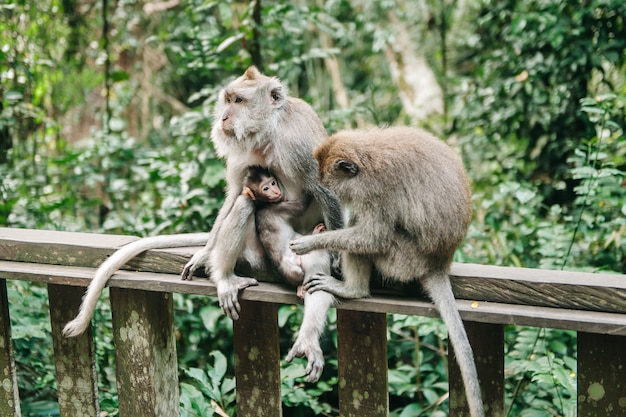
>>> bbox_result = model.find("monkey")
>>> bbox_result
[241,165,309,288]
[64,67,342,382]
[241,165,330,296]
[288,126,484,416]
[179,66,343,320]
[239,165,336,381]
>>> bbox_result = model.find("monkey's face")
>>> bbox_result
[213,67,286,147]
[258,177,284,203]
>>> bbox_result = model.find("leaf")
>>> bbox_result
[5,91,23,103]
[110,70,130,82]
[398,403,423,417]
[209,351,228,382]
[185,367,210,385]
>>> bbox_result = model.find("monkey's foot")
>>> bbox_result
[181,248,211,281]
[304,273,369,298]
[216,276,258,320]
[286,336,324,383]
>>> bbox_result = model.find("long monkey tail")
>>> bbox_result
[421,272,485,417]
[62,233,209,338]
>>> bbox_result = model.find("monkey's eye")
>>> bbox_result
[234,96,243,103]
[262,186,270,192]
[270,180,276,186]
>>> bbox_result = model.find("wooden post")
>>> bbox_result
[337,310,388,417]
[449,321,504,416]
[0,279,21,417]
[578,332,626,416]
[233,300,282,417]
[110,288,179,417]
[48,284,99,417]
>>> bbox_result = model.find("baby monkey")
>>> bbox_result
[242,165,328,296]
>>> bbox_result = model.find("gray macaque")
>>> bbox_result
[63,67,341,383]
[289,126,484,416]
[180,67,343,321]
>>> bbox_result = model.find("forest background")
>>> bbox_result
[1,0,625,416]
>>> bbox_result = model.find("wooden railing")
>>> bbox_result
[0,227,625,417]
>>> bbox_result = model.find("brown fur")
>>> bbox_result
[289,126,483,416]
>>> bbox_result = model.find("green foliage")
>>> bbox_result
[7,282,57,416]
[505,327,577,417]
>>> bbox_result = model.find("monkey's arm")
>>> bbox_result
[289,226,388,255]
[181,168,243,281]
[208,194,259,320]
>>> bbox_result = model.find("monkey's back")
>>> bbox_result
[318,126,472,272]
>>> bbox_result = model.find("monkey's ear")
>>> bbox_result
[334,160,359,177]
[270,86,285,106]
[244,66,261,80]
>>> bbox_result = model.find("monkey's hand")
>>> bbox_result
[217,276,259,320]
[286,334,324,383]
[289,235,319,255]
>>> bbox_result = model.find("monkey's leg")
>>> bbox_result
[304,254,372,299]
[181,246,212,280]
[181,188,240,281]
[285,290,336,382]
[209,195,259,320]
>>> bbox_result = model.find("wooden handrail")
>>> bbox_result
[0,227,624,417]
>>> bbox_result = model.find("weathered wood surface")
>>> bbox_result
[110,288,180,417]
[451,263,626,314]
[0,227,196,274]
[449,322,504,417]
[0,279,21,417]
[48,284,99,417]
[234,300,282,417]
[337,310,388,417]
[578,332,626,416]
[1,259,626,335]
[1,227,624,314]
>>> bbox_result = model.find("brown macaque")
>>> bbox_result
[64,67,341,383]
[289,126,484,416]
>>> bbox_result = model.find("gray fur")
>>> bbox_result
[181,66,343,321]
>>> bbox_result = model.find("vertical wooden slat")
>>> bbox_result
[233,299,282,417]
[0,279,21,417]
[449,321,504,417]
[110,288,179,417]
[578,332,626,416]
[48,284,99,417]
[337,310,388,417]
